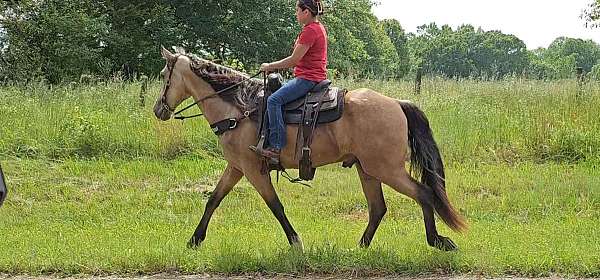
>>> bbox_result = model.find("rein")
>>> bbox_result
[172,68,263,120]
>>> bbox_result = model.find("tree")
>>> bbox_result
[583,0,600,28]
[407,24,528,79]
[0,0,108,83]
[91,0,182,78]
[322,0,399,78]
[544,37,600,73]
[166,0,297,68]
[381,19,410,78]
[526,49,559,80]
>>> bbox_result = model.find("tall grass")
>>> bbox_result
[0,82,220,160]
[1,78,599,163]
[339,78,600,164]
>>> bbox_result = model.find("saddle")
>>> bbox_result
[253,73,346,181]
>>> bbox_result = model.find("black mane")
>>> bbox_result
[188,55,264,112]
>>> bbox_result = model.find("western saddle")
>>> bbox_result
[252,73,346,181]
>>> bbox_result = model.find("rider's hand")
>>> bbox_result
[260,63,273,73]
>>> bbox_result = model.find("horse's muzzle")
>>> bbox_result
[0,164,7,207]
[153,100,172,121]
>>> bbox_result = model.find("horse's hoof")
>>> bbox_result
[433,235,458,251]
[290,236,304,252]
[358,237,371,248]
[187,237,202,250]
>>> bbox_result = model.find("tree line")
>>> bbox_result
[1,0,599,84]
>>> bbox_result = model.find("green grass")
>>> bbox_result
[1,159,598,276]
[0,78,599,276]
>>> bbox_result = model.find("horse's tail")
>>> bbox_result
[399,100,467,232]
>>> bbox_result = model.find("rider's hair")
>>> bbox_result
[297,0,324,17]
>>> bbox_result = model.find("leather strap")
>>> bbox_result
[210,118,240,135]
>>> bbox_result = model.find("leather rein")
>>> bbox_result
[161,54,262,123]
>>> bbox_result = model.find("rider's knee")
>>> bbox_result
[267,94,283,106]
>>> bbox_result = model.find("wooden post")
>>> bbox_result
[576,67,584,97]
[415,68,423,95]
[139,75,148,107]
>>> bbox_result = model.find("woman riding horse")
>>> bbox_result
[254,0,327,163]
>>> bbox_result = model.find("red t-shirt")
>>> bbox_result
[294,21,328,82]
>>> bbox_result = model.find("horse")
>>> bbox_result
[153,46,467,251]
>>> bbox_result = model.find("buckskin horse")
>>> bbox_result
[154,47,467,251]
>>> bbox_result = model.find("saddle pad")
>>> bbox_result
[284,87,339,111]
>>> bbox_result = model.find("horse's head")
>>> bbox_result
[154,46,262,121]
[154,46,189,120]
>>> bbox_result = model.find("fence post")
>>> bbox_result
[415,68,422,95]
[139,75,148,107]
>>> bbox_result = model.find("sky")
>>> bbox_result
[372,0,600,50]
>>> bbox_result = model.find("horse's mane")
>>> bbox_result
[187,54,264,112]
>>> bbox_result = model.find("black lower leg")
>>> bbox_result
[418,184,457,251]
[359,206,386,247]
[189,193,225,247]
[266,198,300,245]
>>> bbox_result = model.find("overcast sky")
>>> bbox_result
[372,0,600,49]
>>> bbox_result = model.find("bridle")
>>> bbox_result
[160,54,262,121]
[159,54,181,115]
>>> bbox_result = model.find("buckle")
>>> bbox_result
[228,119,238,129]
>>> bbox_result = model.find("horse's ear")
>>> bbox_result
[174,46,186,54]
[160,45,175,61]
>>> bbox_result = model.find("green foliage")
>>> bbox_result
[583,0,600,28]
[0,0,108,83]
[93,0,183,78]
[322,0,400,78]
[0,0,181,83]
[591,63,600,80]
[544,37,600,73]
[169,0,298,67]
[1,0,599,83]
[408,24,529,79]
[381,19,410,78]
[526,49,560,79]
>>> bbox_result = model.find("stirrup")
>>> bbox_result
[249,145,280,165]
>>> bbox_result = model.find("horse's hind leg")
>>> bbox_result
[188,164,243,248]
[356,163,387,248]
[379,170,458,251]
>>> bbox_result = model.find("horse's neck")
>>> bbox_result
[198,97,241,124]
[187,73,241,125]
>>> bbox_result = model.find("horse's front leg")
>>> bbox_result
[188,164,243,248]
[244,168,303,250]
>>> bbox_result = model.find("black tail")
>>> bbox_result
[399,100,467,232]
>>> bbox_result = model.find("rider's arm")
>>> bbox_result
[262,43,310,71]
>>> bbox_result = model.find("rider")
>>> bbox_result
[255,0,327,162]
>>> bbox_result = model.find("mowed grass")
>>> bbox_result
[0,78,599,276]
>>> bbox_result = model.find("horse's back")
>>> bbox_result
[325,88,410,156]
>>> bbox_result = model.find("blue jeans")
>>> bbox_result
[267,78,316,150]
